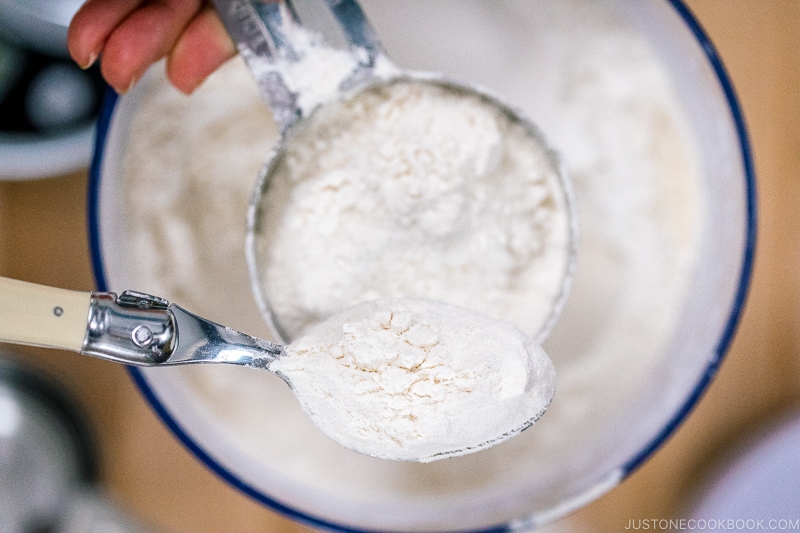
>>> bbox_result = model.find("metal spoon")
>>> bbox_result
[210,0,578,344]
[0,276,554,463]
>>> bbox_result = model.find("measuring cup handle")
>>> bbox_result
[211,0,390,131]
[0,276,92,352]
[323,0,385,63]
[210,0,305,129]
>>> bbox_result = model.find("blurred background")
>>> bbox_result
[0,1,798,531]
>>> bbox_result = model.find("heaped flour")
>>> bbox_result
[254,79,572,341]
[273,298,555,462]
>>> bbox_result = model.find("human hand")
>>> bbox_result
[67,0,237,94]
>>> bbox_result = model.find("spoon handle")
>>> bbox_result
[0,277,283,371]
[0,276,91,352]
[0,276,176,365]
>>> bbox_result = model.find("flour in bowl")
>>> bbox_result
[116,1,706,529]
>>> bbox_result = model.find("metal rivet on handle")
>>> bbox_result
[132,325,154,348]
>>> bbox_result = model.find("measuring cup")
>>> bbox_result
[210,0,578,343]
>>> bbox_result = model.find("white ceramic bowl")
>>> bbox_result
[88,1,755,531]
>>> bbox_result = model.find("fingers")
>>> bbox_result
[67,0,144,70]
[67,0,237,94]
[166,4,237,94]
[100,0,207,93]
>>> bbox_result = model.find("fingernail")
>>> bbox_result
[79,51,98,70]
[115,73,141,95]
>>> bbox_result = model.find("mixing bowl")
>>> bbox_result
[88,1,755,531]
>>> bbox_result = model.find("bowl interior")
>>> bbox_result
[91,1,752,531]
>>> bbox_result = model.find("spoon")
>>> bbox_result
[0,276,555,462]
[209,0,578,344]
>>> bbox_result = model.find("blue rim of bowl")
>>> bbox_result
[87,1,756,531]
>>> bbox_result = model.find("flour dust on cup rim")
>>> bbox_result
[88,1,755,531]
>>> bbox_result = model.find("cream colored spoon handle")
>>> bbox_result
[0,276,91,352]
[0,277,283,370]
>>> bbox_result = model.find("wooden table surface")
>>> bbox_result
[1,2,798,531]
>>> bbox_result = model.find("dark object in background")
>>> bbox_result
[0,356,157,533]
[0,357,97,533]
[0,0,108,180]
[0,39,104,136]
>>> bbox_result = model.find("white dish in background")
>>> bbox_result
[0,0,85,57]
[689,413,800,523]
[0,127,95,181]
[89,1,755,531]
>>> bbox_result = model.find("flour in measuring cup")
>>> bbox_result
[255,79,572,341]
[272,298,555,462]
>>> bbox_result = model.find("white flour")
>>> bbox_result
[244,23,361,118]
[255,79,572,341]
[118,0,704,529]
[273,298,555,462]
